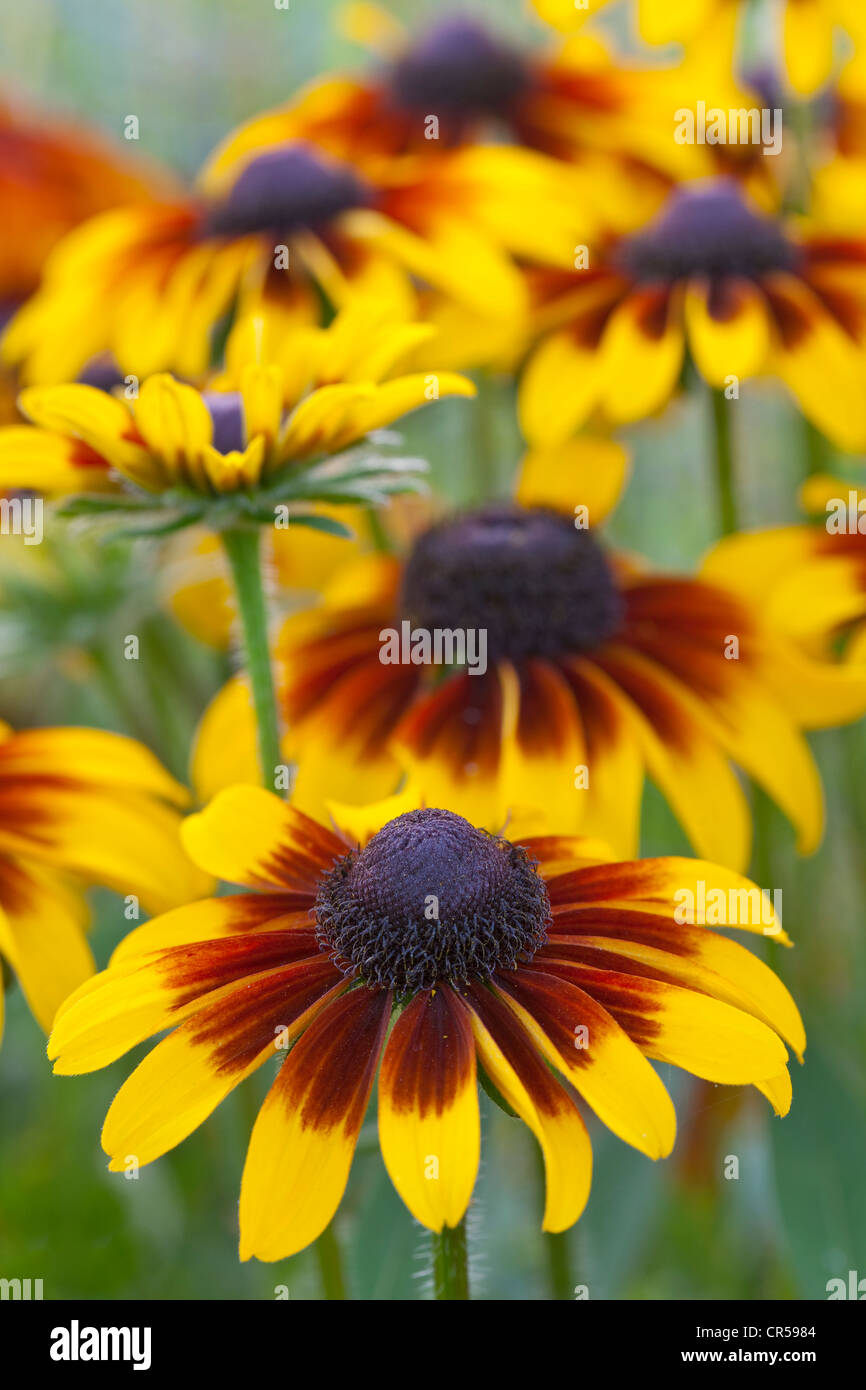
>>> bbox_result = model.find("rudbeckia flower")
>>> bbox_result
[286,7,716,225]
[533,0,866,96]
[48,787,803,1260]
[519,178,866,452]
[0,722,211,1041]
[0,302,474,516]
[2,70,584,386]
[194,467,866,872]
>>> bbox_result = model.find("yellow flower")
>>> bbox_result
[301,7,724,227]
[2,75,585,385]
[0,722,211,1040]
[191,459,866,871]
[519,178,866,451]
[534,0,866,96]
[0,303,475,501]
[49,787,802,1260]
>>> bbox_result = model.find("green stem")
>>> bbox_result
[431,1219,470,1300]
[365,505,392,554]
[709,387,738,536]
[471,371,500,504]
[544,1228,574,1301]
[314,1222,348,1301]
[533,1145,573,1298]
[802,416,831,481]
[220,526,283,793]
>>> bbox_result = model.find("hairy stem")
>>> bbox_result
[220,526,283,793]
[431,1219,470,1300]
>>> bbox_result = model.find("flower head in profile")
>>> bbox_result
[194,461,866,872]
[519,178,866,452]
[0,303,475,534]
[49,787,803,1261]
[0,723,211,1042]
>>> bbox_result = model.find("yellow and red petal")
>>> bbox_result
[110,892,315,964]
[559,657,645,857]
[181,785,347,891]
[538,958,789,1084]
[599,286,685,425]
[545,854,788,941]
[684,276,770,386]
[50,940,336,1074]
[543,920,804,1056]
[378,986,480,1232]
[591,644,752,870]
[0,726,190,805]
[466,981,593,1232]
[765,273,866,452]
[493,966,676,1158]
[0,426,115,494]
[102,963,345,1170]
[0,781,211,915]
[239,985,391,1261]
[396,667,509,827]
[501,659,586,831]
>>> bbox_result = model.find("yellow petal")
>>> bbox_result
[518,329,602,447]
[516,437,630,525]
[684,278,770,386]
[467,981,593,1233]
[495,968,676,1159]
[239,987,390,1261]
[599,288,685,425]
[378,988,480,1232]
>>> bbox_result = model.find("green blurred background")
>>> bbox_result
[0,0,864,1300]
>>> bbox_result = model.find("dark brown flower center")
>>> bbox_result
[387,17,532,122]
[315,808,550,993]
[204,142,372,237]
[399,505,623,665]
[614,180,800,283]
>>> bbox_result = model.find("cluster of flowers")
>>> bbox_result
[2,0,866,1285]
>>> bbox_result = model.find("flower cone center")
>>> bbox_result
[399,505,623,665]
[315,808,550,993]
